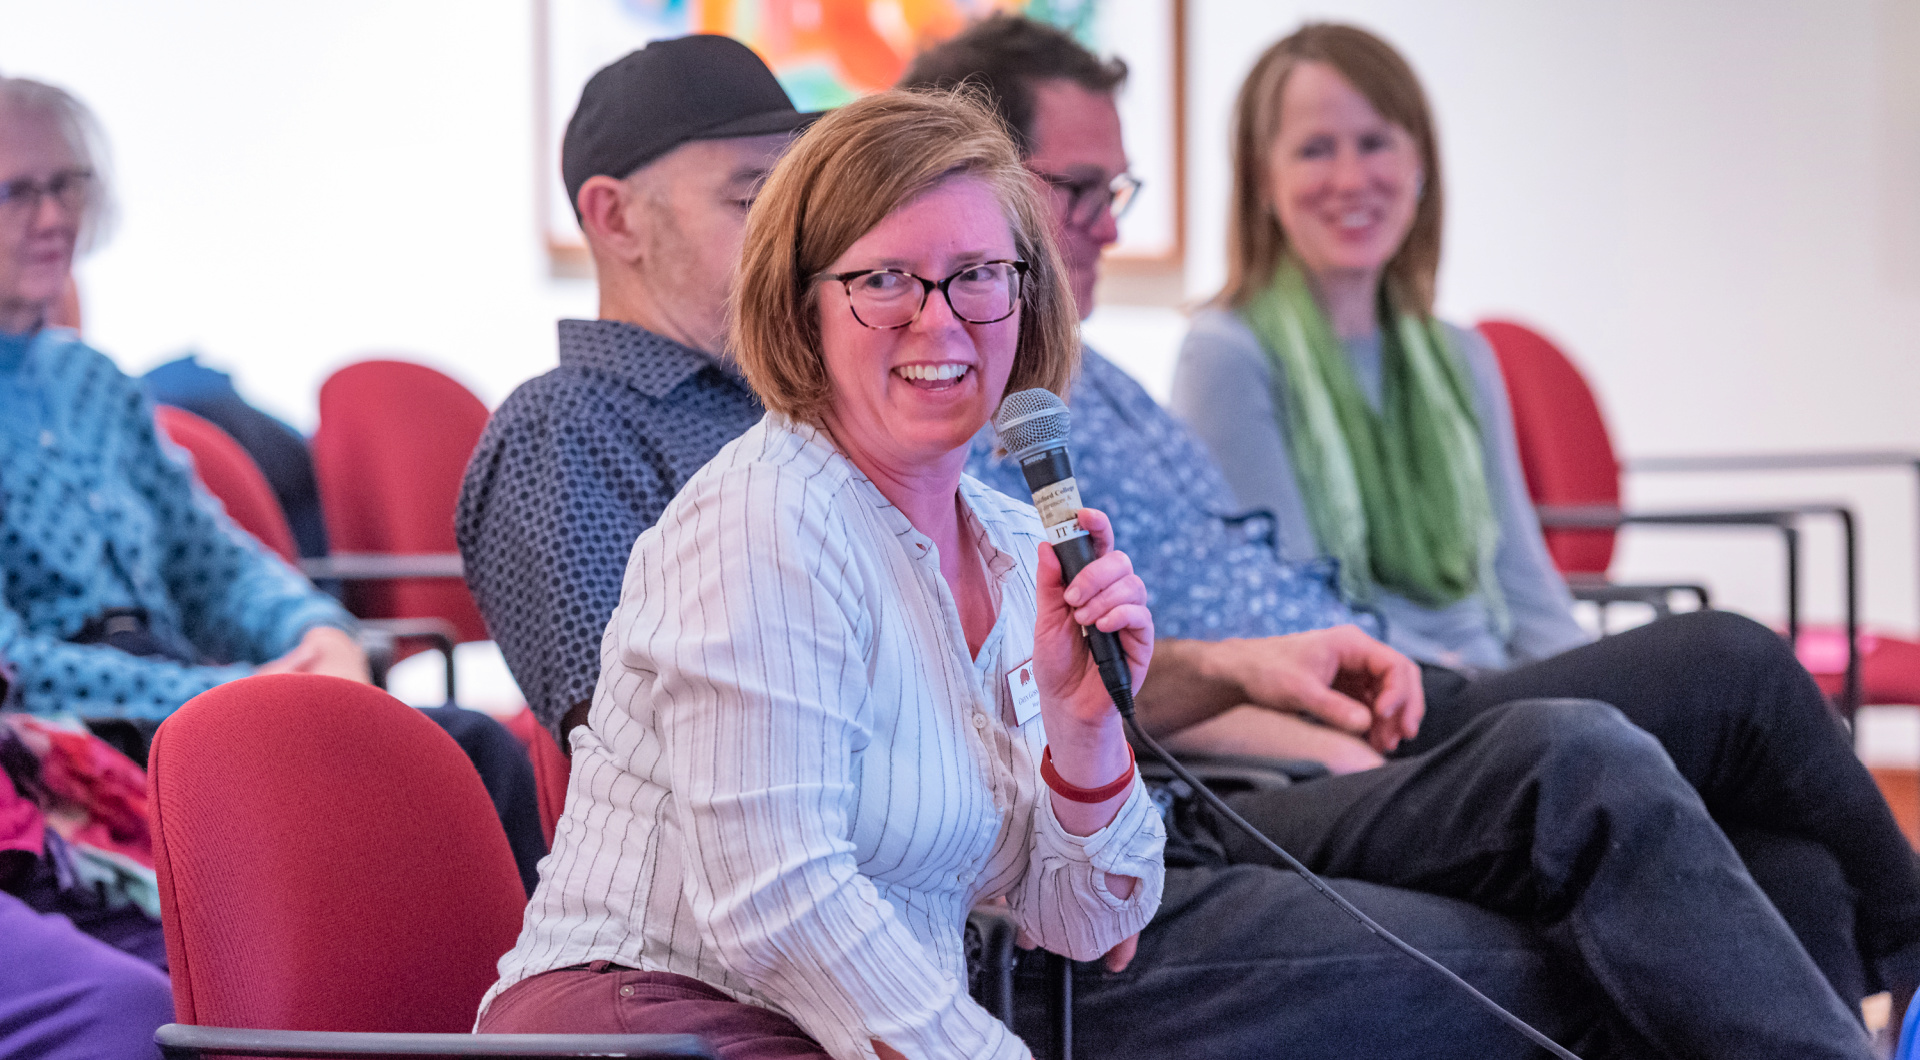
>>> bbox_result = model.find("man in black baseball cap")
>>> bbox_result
[458,36,813,747]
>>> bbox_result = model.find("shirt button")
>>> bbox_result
[619,985,635,998]
[972,714,988,729]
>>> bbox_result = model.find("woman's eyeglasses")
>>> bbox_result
[1030,170,1141,229]
[0,169,93,223]
[819,260,1029,330]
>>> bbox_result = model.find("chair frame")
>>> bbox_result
[156,1025,715,1058]
[1536,500,1862,715]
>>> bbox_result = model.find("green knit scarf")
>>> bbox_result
[1241,259,1503,618]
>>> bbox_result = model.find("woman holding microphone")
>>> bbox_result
[477,88,1163,1060]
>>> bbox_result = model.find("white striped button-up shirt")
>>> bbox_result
[483,414,1165,1060]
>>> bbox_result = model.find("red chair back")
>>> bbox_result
[148,674,527,1032]
[1476,320,1622,575]
[155,405,302,564]
[312,360,491,643]
[500,706,572,847]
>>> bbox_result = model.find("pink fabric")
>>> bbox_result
[4,715,150,867]
[479,967,830,1060]
[0,778,44,859]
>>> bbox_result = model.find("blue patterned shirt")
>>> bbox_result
[456,320,765,735]
[964,348,1366,642]
[0,328,354,719]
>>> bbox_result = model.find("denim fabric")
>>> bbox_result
[1411,610,1920,1003]
[964,348,1365,643]
[1213,699,1868,1059]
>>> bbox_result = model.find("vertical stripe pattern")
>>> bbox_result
[483,415,1164,1060]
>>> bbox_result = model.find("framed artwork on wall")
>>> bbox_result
[537,0,1185,286]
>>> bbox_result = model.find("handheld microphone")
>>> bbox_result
[993,388,1134,711]
[988,388,1583,1060]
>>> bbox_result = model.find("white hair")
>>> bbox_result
[0,76,117,251]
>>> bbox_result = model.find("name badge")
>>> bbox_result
[1007,658,1042,725]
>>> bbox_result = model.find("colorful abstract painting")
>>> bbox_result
[543,0,1179,263]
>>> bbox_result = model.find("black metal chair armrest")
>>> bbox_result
[1564,576,1710,609]
[1627,449,1920,475]
[155,1025,715,1058]
[1139,751,1328,793]
[966,906,1020,1024]
[357,617,461,702]
[298,553,466,581]
[1536,503,1799,529]
[1538,501,1862,714]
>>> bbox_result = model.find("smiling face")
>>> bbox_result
[1265,60,1424,294]
[0,104,84,333]
[815,174,1022,480]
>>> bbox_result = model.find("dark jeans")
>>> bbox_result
[1014,613,1879,1060]
[1011,851,1629,1060]
[1413,609,1920,1003]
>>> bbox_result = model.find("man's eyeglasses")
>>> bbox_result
[0,169,93,221]
[819,260,1029,330]
[1030,169,1141,228]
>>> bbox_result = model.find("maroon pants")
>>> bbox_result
[478,963,830,1060]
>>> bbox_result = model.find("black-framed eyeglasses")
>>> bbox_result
[1030,169,1141,228]
[0,169,93,221]
[818,260,1028,330]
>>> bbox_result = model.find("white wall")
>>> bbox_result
[0,0,597,424]
[7,0,1920,634]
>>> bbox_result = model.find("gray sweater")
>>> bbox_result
[1171,307,1591,670]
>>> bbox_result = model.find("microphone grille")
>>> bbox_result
[993,387,1071,461]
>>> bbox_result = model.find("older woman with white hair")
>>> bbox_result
[0,76,368,718]
[0,75,553,897]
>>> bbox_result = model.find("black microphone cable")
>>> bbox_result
[1099,674,1584,1060]
[997,386,1583,1060]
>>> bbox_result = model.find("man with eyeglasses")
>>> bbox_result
[457,37,815,748]
[903,14,1891,1060]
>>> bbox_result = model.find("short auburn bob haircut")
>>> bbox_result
[732,88,1079,422]
[1219,23,1444,316]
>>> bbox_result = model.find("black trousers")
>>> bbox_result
[1412,609,1920,1004]
[1013,611,1887,1060]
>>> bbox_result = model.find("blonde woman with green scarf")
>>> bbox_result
[1173,24,1586,673]
[1172,21,1920,1024]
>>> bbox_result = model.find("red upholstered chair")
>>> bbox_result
[146,674,712,1059]
[156,405,301,564]
[499,705,571,847]
[312,359,490,646]
[155,406,457,697]
[1478,319,1889,713]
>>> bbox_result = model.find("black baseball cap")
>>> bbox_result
[562,35,818,219]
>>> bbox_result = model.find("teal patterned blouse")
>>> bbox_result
[0,327,352,719]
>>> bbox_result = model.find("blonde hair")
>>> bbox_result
[732,88,1078,421]
[1218,23,1443,315]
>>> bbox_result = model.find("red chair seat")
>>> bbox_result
[1797,628,1920,705]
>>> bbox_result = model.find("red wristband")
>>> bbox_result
[1040,744,1137,804]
